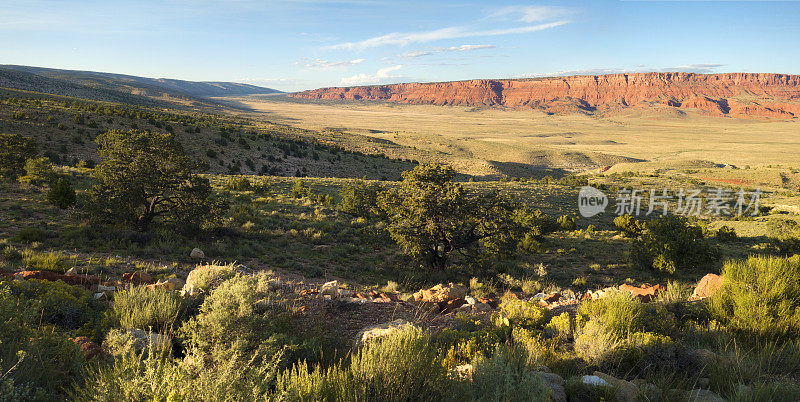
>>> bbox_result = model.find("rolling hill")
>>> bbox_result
[0,64,281,107]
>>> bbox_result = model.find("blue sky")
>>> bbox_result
[1,0,798,91]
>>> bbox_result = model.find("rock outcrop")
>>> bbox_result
[290,72,800,119]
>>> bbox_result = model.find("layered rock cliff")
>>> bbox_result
[290,73,800,119]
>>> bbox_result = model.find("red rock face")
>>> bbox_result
[290,73,800,119]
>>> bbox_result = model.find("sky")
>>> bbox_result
[1,0,799,92]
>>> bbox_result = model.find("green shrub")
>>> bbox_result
[0,133,36,179]
[716,225,737,241]
[2,278,96,329]
[338,180,380,218]
[21,250,74,273]
[613,214,644,238]
[18,157,55,186]
[766,218,800,255]
[179,273,294,361]
[74,343,284,401]
[577,291,676,337]
[556,215,576,231]
[631,214,715,275]
[544,312,573,341]
[226,176,252,191]
[290,179,312,198]
[113,286,183,332]
[709,255,800,339]
[457,347,551,401]
[277,328,449,401]
[47,177,77,209]
[185,263,236,292]
[493,294,550,330]
[15,227,48,243]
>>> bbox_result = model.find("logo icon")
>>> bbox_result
[578,186,608,218]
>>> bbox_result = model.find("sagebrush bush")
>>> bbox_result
[613,214,644,238]
[277,328,449,401]
[0,283,85,398]
[185,263,237,292]
[21,249,74,273]
[179,273,294,361]
[493,294,550,330]
[766,217,800,255]
[456,346,551,401]
[631,214,715,274]
[709,255,800,339]
[113,285,183,332]
[226,176,252,191]
[73,343,285,401]
[577,291,676,337]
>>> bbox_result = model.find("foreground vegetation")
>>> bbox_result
[3,88,800,401]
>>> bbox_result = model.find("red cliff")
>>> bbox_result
[289,72,800,119]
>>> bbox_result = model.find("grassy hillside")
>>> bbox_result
[0,88,416,179]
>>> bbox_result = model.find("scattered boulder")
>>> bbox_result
[127,329,171,351]
[72,336,106,361]
[619,283,665,302]
[413,283,468,304]
[146,278,183,292]
[320,280,340,299]
[14,270,99,288]
[355,319,417,345]
[122,270,153,285]
[581,375,610,387]
[594,371,638,402]
[439,297,466,314]
[190,247,205,259]
[689,274,723,301]
[478,296,499,309]
[537,372,566,402]
[65,267,79,276]
[312,244,332,252]
[543,292,561,304]
[688,389,724,402]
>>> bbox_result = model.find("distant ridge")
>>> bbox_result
[0,65,281,105]
[290,72,800,119]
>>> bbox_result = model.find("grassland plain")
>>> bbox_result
[222,95,800,181]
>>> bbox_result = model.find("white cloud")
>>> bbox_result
[445,44,495,52]
[296,58,366,70]
[517,64,727,78]
[400,44,496,58]
[400,50,434,58]
[339,65,403,86]
[328,21,568,50]
[490,6,573,23]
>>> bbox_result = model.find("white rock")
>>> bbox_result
[65,267,79,276]
[582,375,609,387]
[190,248,205,259]
[320,280,339,298]
[97,284,116,292]
[465,295,477,305]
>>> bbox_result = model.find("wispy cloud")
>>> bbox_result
[295,57,366,70]
[489,6,574,23]
[339,65,404,86]
[518,64,727,78]
[400,44,495,58]
[328,20,568,50]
